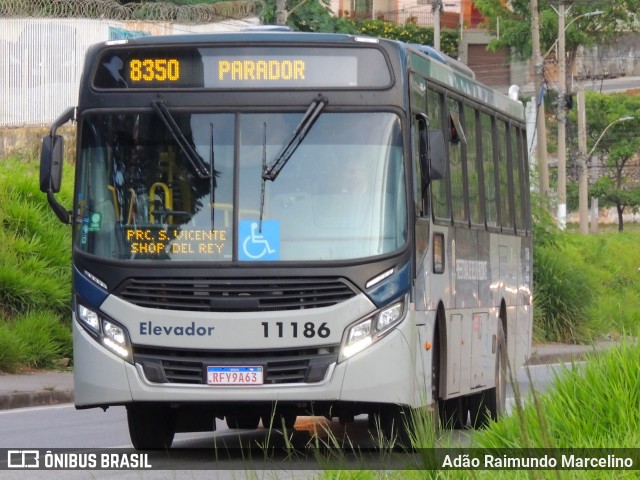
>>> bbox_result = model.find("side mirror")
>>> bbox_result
[40,134,64,193]
[427,130,446,180]
[39,106,75,224]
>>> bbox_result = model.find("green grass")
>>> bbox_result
[0,153,73,371]
[315,342,640,479]
[533,243,596,343]
[533,231,640,343]
[475,341,640,449]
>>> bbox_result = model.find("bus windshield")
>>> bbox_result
[74,111,407,262]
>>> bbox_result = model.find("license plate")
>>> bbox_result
[206,366,263,385]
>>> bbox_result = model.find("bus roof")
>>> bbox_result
[98,31,524,121]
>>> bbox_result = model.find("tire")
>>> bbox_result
[373,405,414,450]
[127,404,176,450]
[261,413,297,430]
[439,397,468,429]
[226,414,260,429]
[430,321,441,430]
[469,323,507,428]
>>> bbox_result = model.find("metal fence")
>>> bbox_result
[0,17,259,127]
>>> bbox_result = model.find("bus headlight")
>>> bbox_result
[376,301,405,334]
[340,295,407,361]
[78,305,100,333]
[102,320,131,360]
[76,302,132,362]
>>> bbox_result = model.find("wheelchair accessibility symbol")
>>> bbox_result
[239,220,280,261]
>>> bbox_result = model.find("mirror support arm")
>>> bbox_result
[47,190,71,224]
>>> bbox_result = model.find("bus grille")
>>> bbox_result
[115,277,357,312]
[133,346,338,385]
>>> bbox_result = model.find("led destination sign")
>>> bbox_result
[93,46,392,89]
[203,53,356,87]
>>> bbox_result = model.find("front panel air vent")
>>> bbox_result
[134,345,338,385]
[115,277,357,312]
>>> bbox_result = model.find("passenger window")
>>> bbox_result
[480,113,498,228]
[464,104,483,226]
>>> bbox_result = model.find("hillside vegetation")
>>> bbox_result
[0,154,73,371]
[532,200,640,343]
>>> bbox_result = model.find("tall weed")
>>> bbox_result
[533,244,595,343]
[0,323,24,372]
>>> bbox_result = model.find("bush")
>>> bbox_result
[533,244,595,343]
[0,323,24,373]
[10,310,72,369]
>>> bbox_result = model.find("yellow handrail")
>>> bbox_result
[107,185,120,222]
[149,182,173,224]
[126,188,136,224]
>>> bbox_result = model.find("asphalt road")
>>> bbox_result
[0,362,577,479]
[0,362,572,448]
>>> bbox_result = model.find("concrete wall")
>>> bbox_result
[575,32,640,79]
[1,125,76,160]
[459,31,640,92]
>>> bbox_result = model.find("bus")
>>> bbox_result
[40,31,532,450]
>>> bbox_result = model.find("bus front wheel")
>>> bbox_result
[127,404,176,450]
[372,405,414,450]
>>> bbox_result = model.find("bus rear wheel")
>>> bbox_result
[439,397,468,429]
[127,404,176,450]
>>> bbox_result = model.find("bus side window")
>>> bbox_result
[481,113,498,229]
[464,104,483,227]
[511,125,525,232]
[497,120,513,231]
[447,98,467,225]
[428,89,451,223]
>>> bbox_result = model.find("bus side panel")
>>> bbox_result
[415,311,437,406]
[515,239,533,369]
[494,234,520,369]
[477,230,492,308]
[431,226,453,311]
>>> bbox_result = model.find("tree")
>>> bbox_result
[260,0,459,56]
[473,0,640,73]
[578,92,640,231]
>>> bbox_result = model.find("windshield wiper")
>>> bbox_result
[151,97,211,179]
[262,94,328,182]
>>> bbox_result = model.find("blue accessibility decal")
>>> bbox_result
[238,220,280,261]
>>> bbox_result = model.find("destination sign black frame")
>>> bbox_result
[92,45,392,90]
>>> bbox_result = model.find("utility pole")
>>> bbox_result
[556,1,567,230]
[432,0,442,50]
[530,0,549,200]
[577,89,588,233]
[590,164,600,232]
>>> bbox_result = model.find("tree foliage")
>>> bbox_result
[260,0,459,56]
[473,0,640,60]
[575,92,640,231]
[122,0,459,55]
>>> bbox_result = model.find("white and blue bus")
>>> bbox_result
[40,31,532,449]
